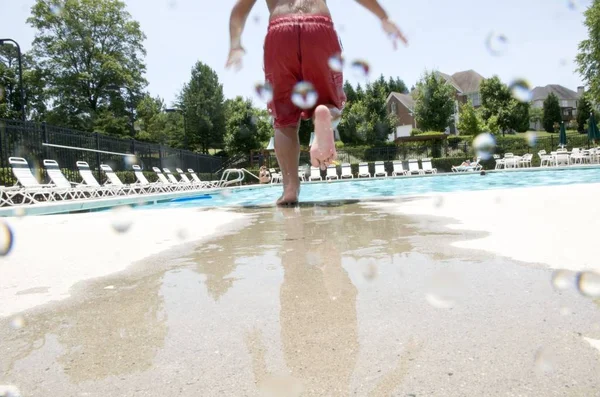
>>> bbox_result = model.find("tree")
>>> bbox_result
[223,97,270,155]
[28,0,147,131]
[577,94,593,132]
[512,101,530,133]
[576,2,600,104]
[343,81,358,103]
[457,100,484,135]
[0,46,48,120]
[543,92,562,133]
[479,75,512,122]
[529,107,543,130]
[387,76,408,94]
[178,61,225,153]
[413,71,455,132]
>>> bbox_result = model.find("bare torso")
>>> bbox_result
[266,0,330,18]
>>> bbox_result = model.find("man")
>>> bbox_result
[226,0,407,205]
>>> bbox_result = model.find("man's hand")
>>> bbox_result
[225,46,246,71]
[381,18,408,49]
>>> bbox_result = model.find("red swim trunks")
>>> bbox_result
[263,15,346,129]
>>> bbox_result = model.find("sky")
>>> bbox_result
[1,0,594,107]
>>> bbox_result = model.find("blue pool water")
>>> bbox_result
[151,167,600,209]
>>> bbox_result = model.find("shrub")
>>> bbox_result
[410,128,423,136]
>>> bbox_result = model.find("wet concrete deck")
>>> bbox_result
[1,202,600,396]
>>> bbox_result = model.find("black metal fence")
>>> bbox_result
[0,119,224,184]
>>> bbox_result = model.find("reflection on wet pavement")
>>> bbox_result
[1,202,600,396]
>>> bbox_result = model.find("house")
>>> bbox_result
[386,92,415,140]
[529,85,583,130]
[386,69,485,139]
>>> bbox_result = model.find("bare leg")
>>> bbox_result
[274,124,301,206]
[310,105,339,169]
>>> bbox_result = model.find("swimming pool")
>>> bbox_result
[151,166,600,209]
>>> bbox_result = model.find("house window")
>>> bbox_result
[470,93,481,107]
[563,109,571,116]
[561,100,569,107]
[391,101,397,114]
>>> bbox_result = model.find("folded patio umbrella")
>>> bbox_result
[559,122,567,147]
[588,113,599,143]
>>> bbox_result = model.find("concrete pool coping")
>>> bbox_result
[1,163,599,217]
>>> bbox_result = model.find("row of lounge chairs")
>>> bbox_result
[270,159,438,183]
[2,157,221,206]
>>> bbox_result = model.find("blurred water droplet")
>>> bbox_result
[250,115,257,125]
[559,58,568,67]
[0,221,14,256]
[567,0,587,11]
[255,82,273,103]
[359,258,378,281]
[110,205,133,234]
[525,131,537,147]
[124,156,137,167]
[560,307,571,316]
[291,82,318,109]
[509,79,532,102]
[253,15,260,24]
[425,293,455,309]
[473,133,496,160]
[167,0,177,9]
[176,228,189,240]
[552,270,574,290]
[49,4,63,16]
[220,189,231,198]
[533,347,555,374]
[576,271,600,297]
[9,316,25,330]
[103,285,115,290]
[433,196,444,208]
[485,31,508,56]
[0,385,21,397]
[328,53,344,72]
[12,207,25,218]
[350,59,370,79]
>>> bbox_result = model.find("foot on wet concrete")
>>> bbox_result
[310,105,337,170]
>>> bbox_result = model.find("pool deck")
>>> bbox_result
[1,182,600,396]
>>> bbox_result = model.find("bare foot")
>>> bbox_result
[310,105,337,170]
[276,182,300,206]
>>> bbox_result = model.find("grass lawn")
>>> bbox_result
[515,130,582,138]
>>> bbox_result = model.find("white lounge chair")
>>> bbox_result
[407,159,424,175]
[340,163,353,179]
[152,167,182,191]
[269,168,282,184]
[358,162,371,178]
[163,168,192,190]
[538,150,552,167]
[188,169,220,188]
[43,159,92,200]
[132,165,167,193]
[519,153,533,168]
[326,165,339,180]
[374,161,387,177]
[76,161,119,197]
[101,164,140,195]
[392,161,407,176]
[421,158,437,174]
[493,154,504,169]
[7,157,60,204]
[309,166,322,181]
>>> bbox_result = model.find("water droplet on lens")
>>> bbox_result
[0,221,14,256]
[559,307,571,316]
[12,207,25,218]
[485,31,508,56]
[509,79,532,102]
[291,82,318,109]
[220,189,231,198]
[350,59,370,79]
[567,0,587,11]
[433,196,444,208]
[176,228,189,240]
[124,156,137,167]
[253,15,260,24]
[534,347,555,374]
[559,58,568,67]
[328,53,344,72]
[359,258,378,281]
[525,131,537,147]
[552,270,574,290]
[255,82,273,103]
[167,0,177,9]
[576,271,600,297]
[0,384,22,397]
[473,133,496,160]
[10,316,25,330]
[110,205,133,234]
[49,4,63,16]
[425,293,455,309]
[103,285,115,290]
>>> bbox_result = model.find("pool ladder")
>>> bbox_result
[218,168,259,187]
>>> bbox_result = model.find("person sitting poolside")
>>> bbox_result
[461,160,471,167]
[259,166,271,184]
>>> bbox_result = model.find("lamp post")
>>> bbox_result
[0,38,26,121]
[106,84,135,137]
[165,108,188,149]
